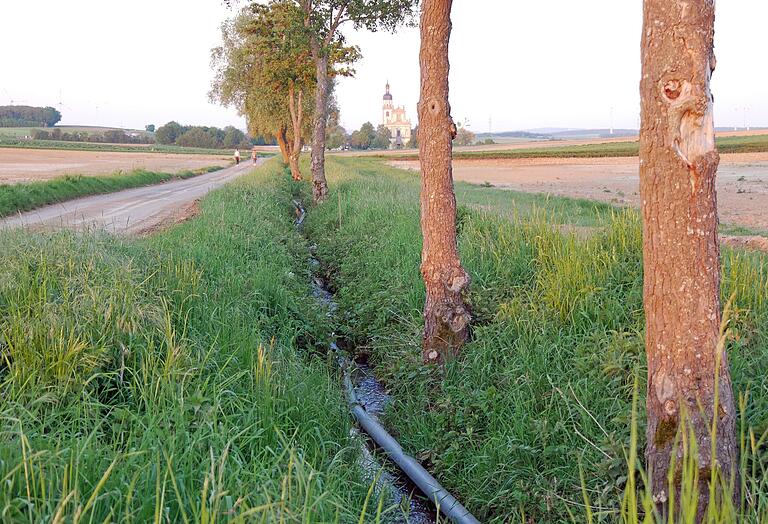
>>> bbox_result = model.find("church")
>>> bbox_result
[382,82,412,148]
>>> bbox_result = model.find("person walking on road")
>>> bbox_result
[234,149,241,165]
[251,148,258,165]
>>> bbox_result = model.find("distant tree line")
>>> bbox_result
[154,121,261,150]
[0,106,61,127]
[338,121,482,150]
[32,128,154,144]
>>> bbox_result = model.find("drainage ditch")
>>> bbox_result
[295,200,480,524]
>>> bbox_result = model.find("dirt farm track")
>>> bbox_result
[0,148,231,184]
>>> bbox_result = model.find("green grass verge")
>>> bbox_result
[0,138,234,155]
[370,134,768,161]
[0,160,379,522]
[0,166,224,218]
[304,157,768,522]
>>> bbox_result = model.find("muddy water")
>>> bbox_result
[305,237,435,523]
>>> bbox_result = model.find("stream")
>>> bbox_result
[312,267,436,523]
[299,201,436,523]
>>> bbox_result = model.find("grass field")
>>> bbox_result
[3,156,768,522]
[372,134,768,161]
[0,161,384,522]
[0,166,222,218]
[304,157,768,522]
[0,126,152,139]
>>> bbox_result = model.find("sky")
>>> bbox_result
[1,1,765,133]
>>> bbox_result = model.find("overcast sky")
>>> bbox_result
[1,1,765,133]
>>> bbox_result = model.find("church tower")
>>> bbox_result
[380,81,412,149]
[382,82,394,125]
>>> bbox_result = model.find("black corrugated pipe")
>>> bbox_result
[338,356,480,524]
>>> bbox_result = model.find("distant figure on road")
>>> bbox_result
[234,149,241,165]
[251,148,258,165]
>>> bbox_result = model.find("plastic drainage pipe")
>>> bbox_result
[295,202,480,524]
[342,367,481,524]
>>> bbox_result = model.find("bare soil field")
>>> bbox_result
[0,147,231,184]
[392,151,768,232]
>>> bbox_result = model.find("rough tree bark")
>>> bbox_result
[418,0,471,364]
[309,43,330,202]
[277,127,290,164]
[640,0,738,517]
[287,81,304,181]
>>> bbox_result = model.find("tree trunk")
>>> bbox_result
[310,41,330,203]
[277,126,290,164]
[287,81,304,181]
[640,0,738,517]
[418,0,470,365]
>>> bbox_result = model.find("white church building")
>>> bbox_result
[382,82,412,148]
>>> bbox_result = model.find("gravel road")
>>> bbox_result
[0,159,262,235]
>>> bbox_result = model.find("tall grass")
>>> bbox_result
[0,160,378,522]
[0,166,223,218]
[305,157,768,522]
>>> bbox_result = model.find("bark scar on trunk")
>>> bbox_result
[660,73,716,195]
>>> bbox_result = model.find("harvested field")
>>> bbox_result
[392,152,768,232]
[0,147,231,184]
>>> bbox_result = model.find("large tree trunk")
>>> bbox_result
[640,0,738,517]
[277,126,290,164]
[287,82,304,181]
[310,42,330,203]
[417,0,470,364]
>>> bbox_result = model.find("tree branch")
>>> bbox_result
[323,1,348,46]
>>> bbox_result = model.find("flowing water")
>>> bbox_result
[312,272,435,524]
[298,201,435,523]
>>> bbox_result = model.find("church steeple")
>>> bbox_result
[383,81,393,101]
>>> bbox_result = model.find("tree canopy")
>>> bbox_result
[211,1,317,169]
[0,105,61,127]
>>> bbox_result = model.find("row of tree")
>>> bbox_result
[325,122,478,151]
[214,0,732,519]
[0,105,61,127]
[154,121,253,150]
[212,0,416,196]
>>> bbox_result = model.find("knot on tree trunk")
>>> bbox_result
[422,264,471,364]
[423,299,471,365]
[312,179,328,203]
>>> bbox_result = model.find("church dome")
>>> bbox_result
[383,82,393,101]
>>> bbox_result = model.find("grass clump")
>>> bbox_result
[0,160,374,522]
[0,166,223,218]
[304,156,768,522]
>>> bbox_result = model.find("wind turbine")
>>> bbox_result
[57,89,71,112]
[2,88,27,106]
